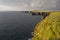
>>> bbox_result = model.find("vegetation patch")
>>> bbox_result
[33,12,60,40]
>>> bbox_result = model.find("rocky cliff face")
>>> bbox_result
[33,12,60,40]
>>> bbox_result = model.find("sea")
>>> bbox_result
[0,11,42,40]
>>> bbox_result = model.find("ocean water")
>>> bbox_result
[0,11,42,40]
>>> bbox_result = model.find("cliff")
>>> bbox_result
[33,12,60,40]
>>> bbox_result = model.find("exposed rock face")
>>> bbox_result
[30,11,50,18]
[33,12,60,40]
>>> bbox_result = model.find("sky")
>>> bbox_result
[0,0,60,11]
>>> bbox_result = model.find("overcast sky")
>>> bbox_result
[0,0,60,11]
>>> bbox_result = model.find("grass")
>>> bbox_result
[31,10,59,12]
[33,12,60,40]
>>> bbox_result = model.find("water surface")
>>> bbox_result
[0,11,42,40]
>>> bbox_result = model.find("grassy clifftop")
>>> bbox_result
[33,12,60,40]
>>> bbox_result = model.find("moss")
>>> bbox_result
[33,12,60,40]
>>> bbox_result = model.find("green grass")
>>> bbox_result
[33,12,60,40]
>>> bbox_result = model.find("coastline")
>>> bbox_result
[33,11,60,40]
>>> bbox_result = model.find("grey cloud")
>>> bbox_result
[0,0,32,6]
[0,0,60,11]
[30,0,60,10]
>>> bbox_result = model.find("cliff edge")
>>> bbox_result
[33,12,60,40]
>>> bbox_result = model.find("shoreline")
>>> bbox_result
[33,11,60,40]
